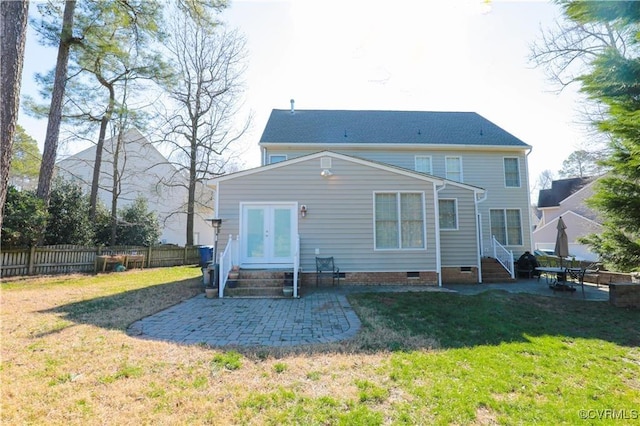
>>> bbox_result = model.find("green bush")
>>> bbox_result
[44,178,96,246]
[1,187,48,248]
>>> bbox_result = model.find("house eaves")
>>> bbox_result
[261,142,531,153]
[208,150,485,195]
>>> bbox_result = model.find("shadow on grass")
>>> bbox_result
[349,290,640,350]
[39,277,202,333]
[38,278,638,356]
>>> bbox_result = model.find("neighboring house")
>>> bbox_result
[56,128,214,246]
[210,108,533,287]
[533,176,602,261]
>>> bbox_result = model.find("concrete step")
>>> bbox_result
[223,268,298,298]
[481,258,515,283]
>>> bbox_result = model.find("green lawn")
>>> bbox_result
[2,268,638,425]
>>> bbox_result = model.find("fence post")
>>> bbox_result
[184,246,188,265]
[28,245,36,275]
[147,246,152,268]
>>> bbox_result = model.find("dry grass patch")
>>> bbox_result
[1,268,395,425]
[2,269,639,425]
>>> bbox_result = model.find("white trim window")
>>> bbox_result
[504,157,521,187]
[439,199,458,230]
[415,155,432,174]
[445,156,463,182]
[490,208,522,245]
[374,192,426,249]
[269,154,287,164]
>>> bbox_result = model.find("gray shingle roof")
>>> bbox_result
[259,109,530,147]
[537,177,595,208]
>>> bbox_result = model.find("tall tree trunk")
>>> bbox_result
[36,0,76,207]
[89,70,116,219]
[186,128,197,246]
[0,0,29,229]
[109,128,125,246]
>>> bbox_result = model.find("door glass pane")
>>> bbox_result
[273,208,292,257]
[246,208,264,258]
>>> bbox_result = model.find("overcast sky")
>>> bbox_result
[18,0,592,195]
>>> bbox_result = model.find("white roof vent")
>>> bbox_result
[290,99,295,114]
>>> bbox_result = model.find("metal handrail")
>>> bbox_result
[218,235,236,298]
[293,235,300,298]
[491,235,515,278]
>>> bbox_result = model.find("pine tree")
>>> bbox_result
[566,1,640,271]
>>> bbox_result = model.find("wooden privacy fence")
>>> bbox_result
[0,245,201,278]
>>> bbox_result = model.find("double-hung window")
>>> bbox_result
[269,155,287,164]
[439,199,458,230]
[415,156,432,174]
[504,157,520,187]
[490,209,522,245]
[374,192,425,249]
[445,157,462,182]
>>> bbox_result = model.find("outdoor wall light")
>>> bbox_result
[300,205,308,218]
[320,169,333,178]
[207,218,222,234]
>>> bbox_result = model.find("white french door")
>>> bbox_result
[241,203,297,266]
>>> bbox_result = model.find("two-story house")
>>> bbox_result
[210,107,533,293]
[533,176,602,261]
[56,128,215,246]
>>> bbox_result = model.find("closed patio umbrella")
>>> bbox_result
[554,216,569,267]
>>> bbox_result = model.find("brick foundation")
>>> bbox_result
[609,283,640,309]
[300,271,438,287]
[441,267,479,284]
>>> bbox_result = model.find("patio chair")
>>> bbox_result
[316,256,340,286]
[569,263,601,297]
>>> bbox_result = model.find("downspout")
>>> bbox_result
[434,182,446,287]
[525,147,534,252]
[474,190,488,283]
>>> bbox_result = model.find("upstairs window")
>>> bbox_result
[415,156,432,174]
[504,157,520,187]
[269,155,287,164]
[445,157,462,182]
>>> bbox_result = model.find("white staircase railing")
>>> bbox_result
[491,235,515,279]
[218,235,238,298]
[293,235,300,298]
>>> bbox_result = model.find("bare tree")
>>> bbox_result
[530,15,632,91]
[0,0,29,229]
[159,12,250,246]
[529,7,630,162]
[535,169,555,192]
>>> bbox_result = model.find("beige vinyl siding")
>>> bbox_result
[264,145,532,254]
[218,156,439,273]
[438,186,478,267]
